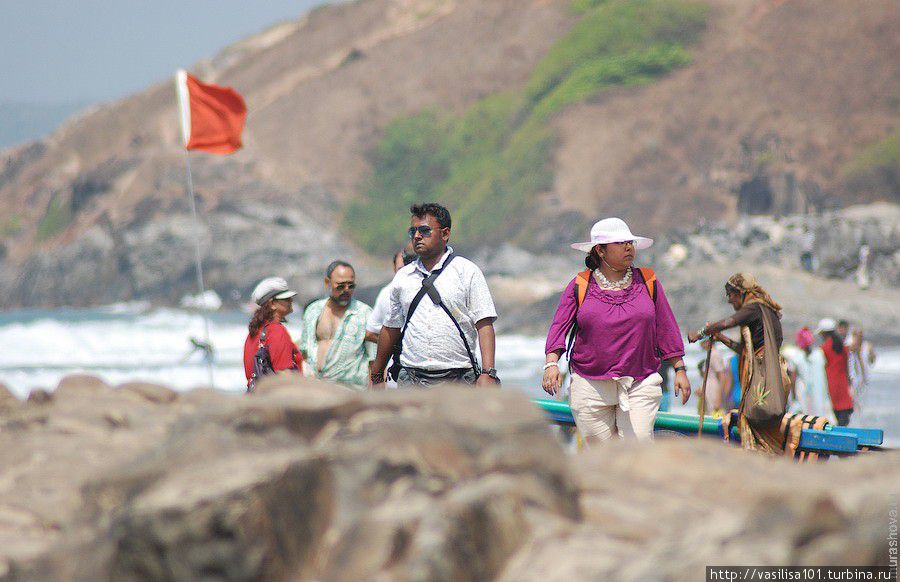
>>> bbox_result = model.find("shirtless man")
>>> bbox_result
[299,261,375,388]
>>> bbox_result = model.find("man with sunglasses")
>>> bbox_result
[370,203,499,388]
[298,260,375,389]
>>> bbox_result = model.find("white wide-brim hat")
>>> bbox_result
[815,317,837,334]
[571,217,653,252]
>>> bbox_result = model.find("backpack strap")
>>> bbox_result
[577,267,656,304]
[574,269,591,307]
[391,254,457,368]
[566,270,592,357]
[638,267,657,302]
[258,323,269,347]
[422,275,480,376]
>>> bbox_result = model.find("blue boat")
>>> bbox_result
[531,398,886,456]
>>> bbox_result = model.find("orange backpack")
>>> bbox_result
[573,267,657,307]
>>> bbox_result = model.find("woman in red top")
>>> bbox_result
[816,318,853,426]
[244,277,303,391]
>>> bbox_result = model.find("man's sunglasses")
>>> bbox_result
[335,282,356,291]
[408,225,435,239]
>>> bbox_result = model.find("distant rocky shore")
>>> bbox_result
[0,375,895,580]
[1,200,898,343]
[489,203,900,342]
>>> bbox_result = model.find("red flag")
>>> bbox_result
[175,70,247,154]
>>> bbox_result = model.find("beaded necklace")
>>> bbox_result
[593,266,633,291]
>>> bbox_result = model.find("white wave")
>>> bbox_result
[0,310,897,447]
[179,290,223,311]
[97,300,152,315]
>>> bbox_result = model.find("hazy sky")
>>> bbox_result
[0,1,329,104]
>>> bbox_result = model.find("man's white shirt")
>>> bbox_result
[384,247,497,370]
[366,284,392,335]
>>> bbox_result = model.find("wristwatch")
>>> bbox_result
[673,365,687,373]
[482,368,500,380]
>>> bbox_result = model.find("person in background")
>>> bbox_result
[783,327,833,421]
[847,326,876,402]
[727,353,741,410]
[697,337,728,417]
[856,244,871,290]
[689,273,787,453]
[800,227,815,273]
[366,243,416,344]
[658,359,673,412]
[244,277,303,392]
[370,203,499,388]
[816,318,853,426]
[836,319,851,344]
[299,261,375,389]
[543,217,691,445]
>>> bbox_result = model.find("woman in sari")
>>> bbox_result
[688,273,788,453]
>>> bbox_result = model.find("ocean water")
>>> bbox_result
[1,307,897,446]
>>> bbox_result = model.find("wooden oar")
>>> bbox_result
[697,338,714,438]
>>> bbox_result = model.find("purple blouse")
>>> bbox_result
[544,269,685,382]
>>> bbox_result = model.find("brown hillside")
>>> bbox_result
[553,0,900,231]
[0,0,897,307]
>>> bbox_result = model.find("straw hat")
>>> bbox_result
[571,217,653,252]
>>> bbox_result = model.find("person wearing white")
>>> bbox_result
[569,373,664,442]
[783,327,834,421]
[366,247,415,341]
[370,203,499,387]
[383,247,496,371]
[846,327,876,404]
[855,245,871,289]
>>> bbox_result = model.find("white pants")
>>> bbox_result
[569,372,663,445]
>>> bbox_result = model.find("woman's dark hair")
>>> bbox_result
[410,203,451,229]
[249,301,278,337]
[585,244,605,271]
[394,249,416,266]
[823,330,844,354]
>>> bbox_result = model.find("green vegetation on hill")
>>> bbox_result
[36,196,73,242]
[842,131,900,200]
[0,214,22,239]
[345,0,708,254]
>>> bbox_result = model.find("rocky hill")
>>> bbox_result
[0,0,897,308]
[0,376,895,580]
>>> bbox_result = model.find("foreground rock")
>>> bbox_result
[504,441,898,580]
[0,375,575,580]
[0,375,895,581]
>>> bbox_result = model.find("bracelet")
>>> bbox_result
[674,365,687,373]
[543,362,559,370]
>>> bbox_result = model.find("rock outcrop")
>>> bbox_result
[0,375,577,580]
[0,375,895,580]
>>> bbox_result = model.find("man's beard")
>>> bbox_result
[334,296,351,307]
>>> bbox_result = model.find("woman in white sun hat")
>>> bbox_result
[543,218,691,445]
[243,276,304,392]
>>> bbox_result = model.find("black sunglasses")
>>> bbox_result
[335,282,356,291]
[408,225,434,239]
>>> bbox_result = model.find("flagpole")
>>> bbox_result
[174,68,248,391]
[182,151,215,389]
